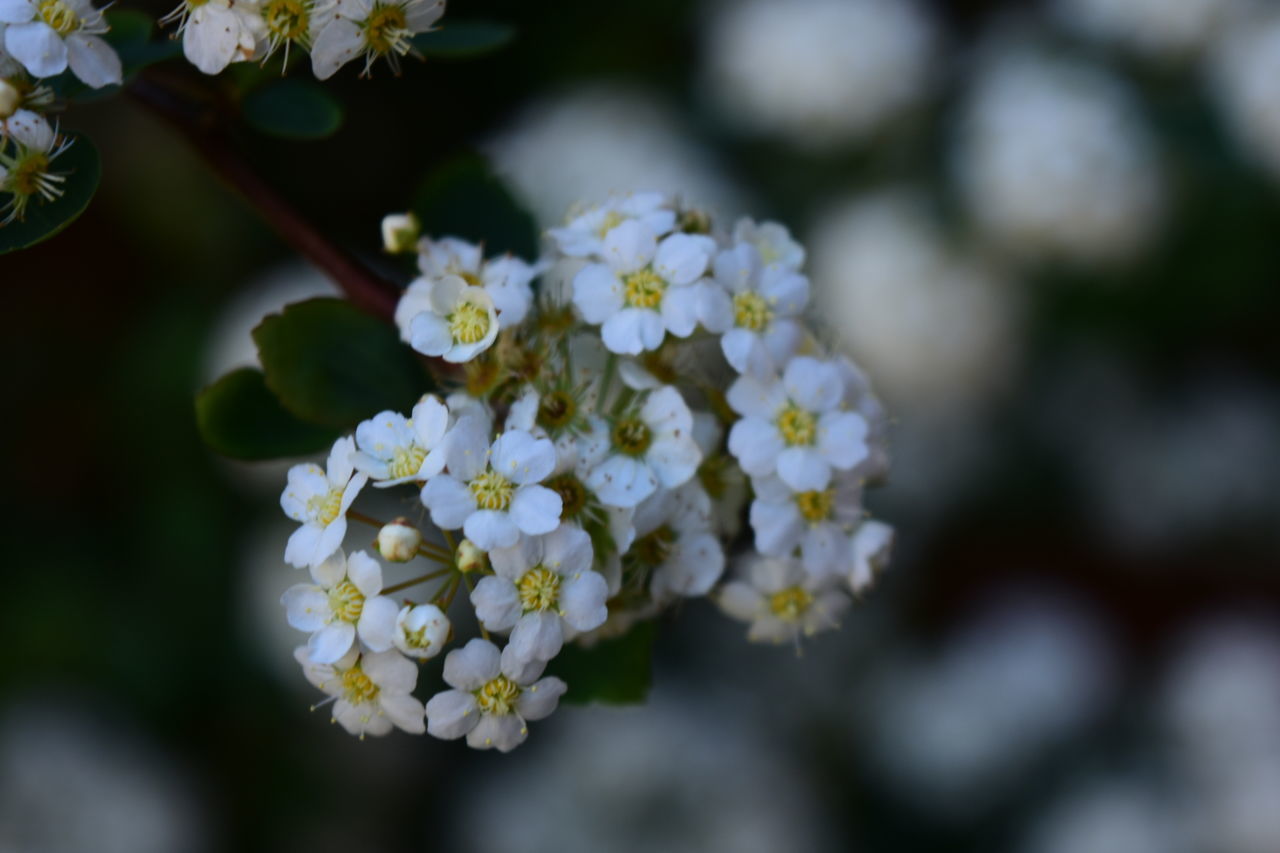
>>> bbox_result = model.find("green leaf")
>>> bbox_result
[553,621,656,705]
[0,132,101,256]
[412,20,515,58]
[412,154,539,259]
[196,368,340,460]
[242,79,346,141]
[253,298,429,429]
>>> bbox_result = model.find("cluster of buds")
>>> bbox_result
[279,191,894,751]
[161,0,445,79]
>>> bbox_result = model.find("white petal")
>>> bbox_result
[420,474,474,530]
[6,21,67,77]
[750,499,803,556]
[66,33,121,88]
[540,524,593,575]
[310,18,362,80]
[509,611,563,662]
[726,374,786,420]
[727,418,785,477]
[660,283,700,338]
[777,446,831,492]
[425,690,478,740]
[717,581,763,622]
[307,622,356,664]
[602,219,656,273]
[0,0,34,25]
[509,485,563,536]
[654,233,714,285]
[379,692,426,734]
[491,430,556,485]
[443,638,500,690]
[819,411,870,470]
[362,648,418,692]
[784,357,843,413]
[646,437,701,489]
[345,550,383,595]
[284,524,324,569]
[602,308,663,355]
[586,454,657,508]
[465,509,520,550]
[356,595,400,652]
[515,677,566,721]
[409,311,453,357]
[470,575,522,631]
[308,545,346,588]
[559,571,608,632]
[466,713,526,752]
[572,264,624,324]
[281,584,330,632]
[500,643,546,683]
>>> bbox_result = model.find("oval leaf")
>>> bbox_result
[253,297,429,429]
[413,154,539,259]
[552,621,655,706]
[196,367,341,460]
[412,20,515,58]
[0,132,100,256]
[242,79,345,141]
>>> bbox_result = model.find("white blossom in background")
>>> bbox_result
[809,189,1024,412]
[0,0,120,85]
[634,482,726,600]
[281,548,399,662]
[162,0,264,76]
[717,554,849,644]
[749,471,862,578]
[700,0,936,149]
[849,519,894,593]
[1019,778,1192,853]
[550,191,678,259]
[280,436,367,568]
[1210,10,1280,183]
[296,645,426,737]
[1052,0,1239,60]
[954,50,1164,265]
[310,0,444,79]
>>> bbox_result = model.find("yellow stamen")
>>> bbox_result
[777,404,817,446]
[476,675,521,715]
[769,586,813,622]
[516,566,561,613]
[623,269,666,309]
[469,470,514,511]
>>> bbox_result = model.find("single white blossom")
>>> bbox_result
[750,471,863,579]
[163,0,263,76]
[416,236,538,328]
[281,549,399,663]
[402,274,499,363]
[0,0,120,85]
[717,555,849,644]
[296,645,425,737]
[548,190,677,259]
[0,121,69,225]
[375,518,422,562]
[393,603,450,659]
[425,638,566,752]
[310,0,444,80]
[631,482,725,600]
[352,394,449,485]
[733,217,805,271]
[280,436,367,569]
[586,385,702,508]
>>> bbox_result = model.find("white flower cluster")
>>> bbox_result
[277,191,893,750]
[161,0,444,79]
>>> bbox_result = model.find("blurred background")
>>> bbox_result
[4,0,1280,850]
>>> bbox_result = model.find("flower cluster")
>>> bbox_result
[278,191,894,750]
[161,0,444,79]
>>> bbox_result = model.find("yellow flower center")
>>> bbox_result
[402,623,436,650]
[388,445,427,479]
[450,300,492,345]
[476,675,521,715]
[470,470,514,511]
[769,586,813,622]
[517,566,561,613]
[632,524,676,567]
[777,404,817,446]
[328,580,365,623]
[545,472,588,520]
[363,3,410,55]
[262,0,310,40]
[37,0,79,35]
[308,488,344,526]
[623,268,666,310]
[794,489,834,523]
[733,291,772,331]
[341,665,379,704]
[611,416,653,456]
[595,210,625,238]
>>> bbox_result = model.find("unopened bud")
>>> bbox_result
[381,212,420,254]
[376,518,422,562]
[393,604,450,659]
[0,80,20,120]
[455,538,487,573]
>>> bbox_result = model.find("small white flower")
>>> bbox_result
[849,519,893,594]
[310,0,444,80]
[749,471,863,579]
[0,123,69,225]
[0,0,120,86]
[571,219,716,355]
[162,0,263,76]
[403,274,500,363]
[471,523,609,662]
[586,385,702,508]
[351,394,449,485]
[416,236,539,328]
[733,217,805,271]
[699,240,809,377]
[375,518,421,562]
[419,418,563,550]
[281,549,399,663]
[548,190,677,258]
[280,436,368,569]
[727,356,869,492]
[393,603,450,659]
[631,482,726,600]
[716,555,850,645]
[0,74,53,149]
[425,638,566,752]
[296,645,425,737]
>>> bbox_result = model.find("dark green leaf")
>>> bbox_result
[412,20,515,58]
[196,368,340,460]
[242,79,345,141]
[553,621,655,705]
[412,154,539,259]
[253,298,428,429]
[0,132,100,256]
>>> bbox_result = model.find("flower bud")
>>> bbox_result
[376,518,422,562]
[393,604,450,659]
[455,538,487,573]
[381,212,420,254]
[0,80,20,120]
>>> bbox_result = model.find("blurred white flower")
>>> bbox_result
[1210,9,1280,182]
[955,50,1163,265]
[485,85,746,226]
[1052,0,1239,59]
[700,0,936,149]
[1019,778,1191,853]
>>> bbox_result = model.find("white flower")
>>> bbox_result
[296,645,425,737]
[310,0,444,80]
[280,436,367,569]
[392,603,449,659]
[351,394,449,485]
[716,555,849,644]
[548,190,677,258]
[750,471,863,579]
[163,0,263,76]
[586,385,702,508]
[0,122,69,225]
[849,519,893,594]
[733,217,805,271]
[375,517,421,561]
[698,240,809,377]
[571,219,715,354]
[402,274,499,363]
[631,482,725,600]
[281,549,399,663]
[471,523,609,662]
[425,638,566,752]
[0,74,53,149]
[416,236,538,328]
[727,356,869,492]
[419,418,562,550]
[0,0,120,85]
[381,211,419,253]
[1211,11,1280,183]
